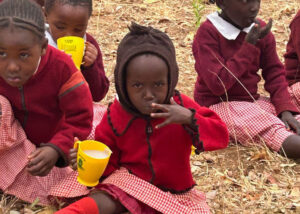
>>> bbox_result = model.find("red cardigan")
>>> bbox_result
[81,33,109,102]
[95,93,229,192]
[0,46,93,166]
[193,18,298,115]
[284,10,300,86]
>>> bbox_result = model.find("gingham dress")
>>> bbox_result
[0,96,106,205]
[210,96,300,152]
[98,168,211,214]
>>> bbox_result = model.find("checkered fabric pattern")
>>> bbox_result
[289,82,300,112]
[0,95,90,205]
[210,97,300,152]
[102,168,211,214]
[87,102,107,140]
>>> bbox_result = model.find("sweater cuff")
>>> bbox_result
[40,143,68,167]
[183,108,204,154]
[275,102,299,116]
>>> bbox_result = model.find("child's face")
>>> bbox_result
[126,54,168,115]
[219,0,260,29]
[0,27,47,88]
[45,2,89,42]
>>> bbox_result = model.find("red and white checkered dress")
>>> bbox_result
[0,96,106,205]
[97,168,210,214]
[289,82,300,112]
[210,96,300,152]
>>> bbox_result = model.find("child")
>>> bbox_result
[56,23,229,214]
[44,0,109,103]
[284,10,300,110]
[0,95,89,205]
[0,0,93,182]
[192,0,300,158]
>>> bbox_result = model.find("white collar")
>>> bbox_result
[45,24,87,48]
[207,11,255,40]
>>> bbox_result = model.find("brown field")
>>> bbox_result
[1,0,300,213]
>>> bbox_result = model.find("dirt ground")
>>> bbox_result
[1,0,300,213]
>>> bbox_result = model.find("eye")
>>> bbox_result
[55,24,65,30]
[132,82,142,88]
[20,52,29,59]
[74,28,84,33]
[0,51,7,58]
[154,81,165,87]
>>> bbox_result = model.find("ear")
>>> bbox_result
[43,7,48,22]
[41,38,48,56]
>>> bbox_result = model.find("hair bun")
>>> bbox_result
[128,22,153,35]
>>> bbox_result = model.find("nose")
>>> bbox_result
[143,88,155,101]
[249,1,260,13]
[7,60,20,73]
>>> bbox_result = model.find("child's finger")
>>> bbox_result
[150,112,169,118]
[260,19,272,39]
[155,120,170,129]
[151,103,169,112]
[27,149,41,160]
[170,97,177,105]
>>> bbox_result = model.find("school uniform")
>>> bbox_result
[193,12,300,151]
[46,31,109,102]
[284,11,300,111]
[0,46,93,166]
[93,92,228,214]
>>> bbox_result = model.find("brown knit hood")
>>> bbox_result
[114,22,179,115]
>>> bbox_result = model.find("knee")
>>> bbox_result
[90,191,125,214]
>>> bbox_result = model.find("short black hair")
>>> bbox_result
[0,0,45,40]
[45,0,93,17]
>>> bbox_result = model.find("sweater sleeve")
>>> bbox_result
[290,13,300,69]
[95,111,120,178]
[48,69,93,167]
[176,93,229,152]
[192,21,260,96]
[260,32,299,115]
[81,33,109,102]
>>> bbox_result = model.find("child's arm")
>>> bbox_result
[192,21,260,96]
[290,13,300,64]
[151,93,229,152]
[81,34,109,102]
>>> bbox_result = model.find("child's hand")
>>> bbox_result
[82,41,98,68]
[280,111,300,135]
[245,19,272,45]
[150,98,192,129]
[69,148,78,170]
[26,146,59,176]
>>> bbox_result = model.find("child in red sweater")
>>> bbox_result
[56,23,229,214]
[44,0,109,103]
[0,0,93,202]
[193,0,300,158]
[284,10,300,110]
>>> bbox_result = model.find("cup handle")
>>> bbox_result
[74,140,81,149]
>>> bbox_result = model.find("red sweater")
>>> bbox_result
[81,33,109,102]
[193,18,298,115]
[95,93,229,192]
[284,10,300,86]
[0,46,93,166]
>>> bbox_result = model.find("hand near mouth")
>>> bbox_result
[246,18,272,45]
[150,97,193,129]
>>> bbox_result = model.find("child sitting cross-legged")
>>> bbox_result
[193,0,300,158]
[56,22,229,214]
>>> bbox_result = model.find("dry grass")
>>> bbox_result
[1,0,300,213]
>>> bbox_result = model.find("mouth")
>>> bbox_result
[6,76,22,85]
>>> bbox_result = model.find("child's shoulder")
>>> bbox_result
[291,10,300,26]
[85,33,100,46]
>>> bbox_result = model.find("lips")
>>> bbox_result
[6,76,22,85]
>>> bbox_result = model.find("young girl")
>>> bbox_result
[284,10,300,110]
[0,0,93,202]
[44,0,109,103]
[193,0,300,158]
[56,23,229,214]
[0,95,89,205]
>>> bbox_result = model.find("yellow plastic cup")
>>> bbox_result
[74,140,112,187]
[57,36,85,70]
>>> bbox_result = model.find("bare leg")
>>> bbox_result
[280,135,300,159]
[90,191,127,214]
